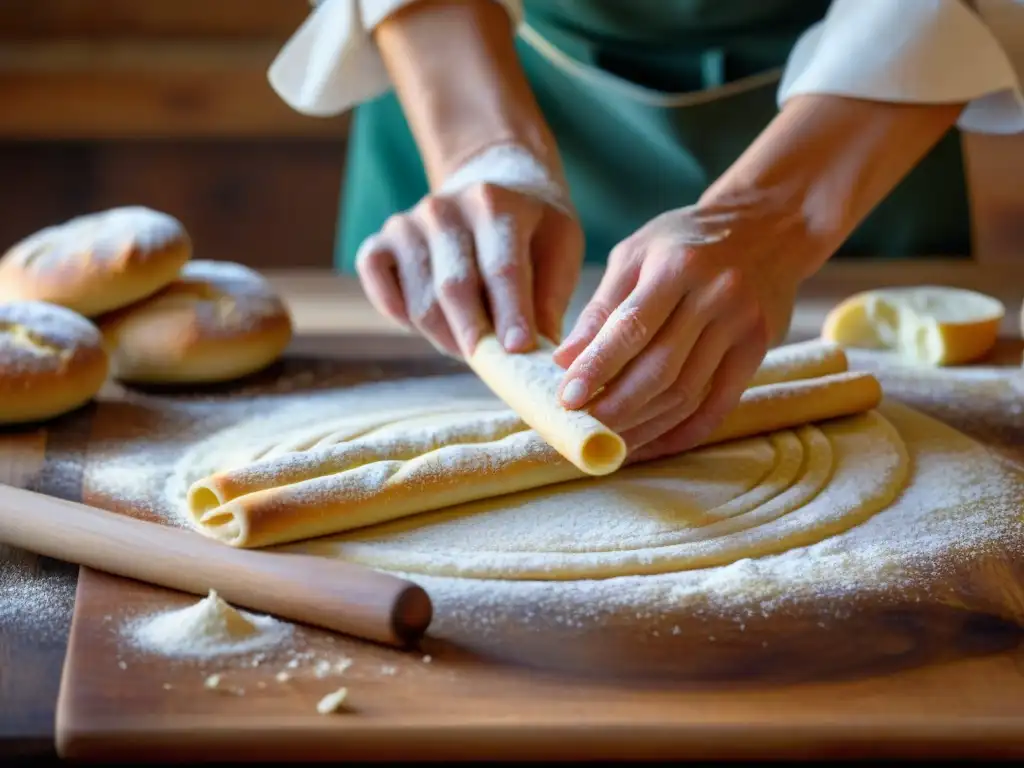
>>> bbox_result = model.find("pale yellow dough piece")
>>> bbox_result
[467,334,625,475]
[821,285,1004,366]
[185,340,880,549]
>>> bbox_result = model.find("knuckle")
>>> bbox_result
[413,299,446,331]
[488,258,522,282]
[643,349,677,385]
[668,375,700,406]
[435,272,474,301]
[608,239,639,267]
[416,196,453,225]
[612,304,651,347]
[467,182,508,214]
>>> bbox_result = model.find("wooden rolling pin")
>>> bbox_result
[0,483,432,648]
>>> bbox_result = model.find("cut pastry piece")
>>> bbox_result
[99,260,293,384]
[0,206,191,317]
[821,286,1004,366]
[0,300,109,424]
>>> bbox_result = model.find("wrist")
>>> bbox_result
[700,93,964,279]
[375,0,564,188]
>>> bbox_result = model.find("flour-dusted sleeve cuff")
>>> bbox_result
[778,0,1024,134]
[268,0,525,117]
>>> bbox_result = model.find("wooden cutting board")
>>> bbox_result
[5,337,1024,760]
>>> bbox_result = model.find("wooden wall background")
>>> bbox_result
[0,0,349,269]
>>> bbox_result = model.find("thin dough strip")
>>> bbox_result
[186,370,882,548]
[465,336,848,477]
[749,339,848,387]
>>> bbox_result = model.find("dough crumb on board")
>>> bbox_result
[316,687,349,715]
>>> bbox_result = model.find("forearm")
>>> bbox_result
[700,94,966,279]
[374,0,561,188]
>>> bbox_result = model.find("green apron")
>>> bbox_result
[336,0,970,272]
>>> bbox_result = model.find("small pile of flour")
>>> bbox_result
[123,589,293,659]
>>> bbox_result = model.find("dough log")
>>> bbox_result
[186,348,881,548]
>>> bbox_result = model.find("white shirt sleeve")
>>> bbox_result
[778,0,1024,134]
[267,0,524,118]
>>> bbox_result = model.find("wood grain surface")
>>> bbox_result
[52,352,1024,761]
[2,265,1023,760]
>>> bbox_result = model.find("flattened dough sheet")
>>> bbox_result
[185,340,880,549]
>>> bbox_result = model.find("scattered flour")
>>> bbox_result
[0,546,76,641]
[123,589,293,660]
[76,355,1024,676]
[316,686,349,715]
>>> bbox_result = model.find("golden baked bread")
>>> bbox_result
[0,301,109,424]
[0,206,191,317]
[99,260,293,384]
[821,285,1004,366]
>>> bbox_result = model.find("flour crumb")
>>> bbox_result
[334,658,353,674]
[162,683,173,690]
[380,665,397,676]
[117,660,128,670]
[421,654,432,664]
[316,687,349,715]
[275,671,291,683]
[123,589,293,660]
[204,674,222,689]
[314,659,332,678]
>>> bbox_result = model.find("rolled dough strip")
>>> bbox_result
[186,370,882,548]
[749,339,848,387]
[700,370,881,448]
[467,335,626,476]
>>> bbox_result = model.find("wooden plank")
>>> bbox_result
[0,42,350,140]
[50,332,1024,760]
[55,567,1024,761]
[0,0,311,39]
[0,141,345,270]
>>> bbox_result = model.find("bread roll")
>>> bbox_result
[0,206,191,318]
[0,301,109,425]
[821,285,1004,366]
[99,260,293,384]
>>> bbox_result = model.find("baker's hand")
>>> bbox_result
[551,202,802,463]
[356,185,583,359]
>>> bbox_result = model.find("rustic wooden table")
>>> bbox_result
[2,262,1022,760]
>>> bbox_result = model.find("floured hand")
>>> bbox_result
[356,183,582,359]
[552,199,803,462]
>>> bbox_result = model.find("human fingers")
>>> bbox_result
[551,247,638,368]
[354,232,411,329]
[556,245,694,410]
[592,268,760,432]
[381,215,462,358]
[531,210,584,344]
[627,329,768,464]
[465,184,541,353]
[416,197,492,357]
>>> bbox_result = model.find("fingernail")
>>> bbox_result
[503,326,529,352]
[561,378,588,409]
